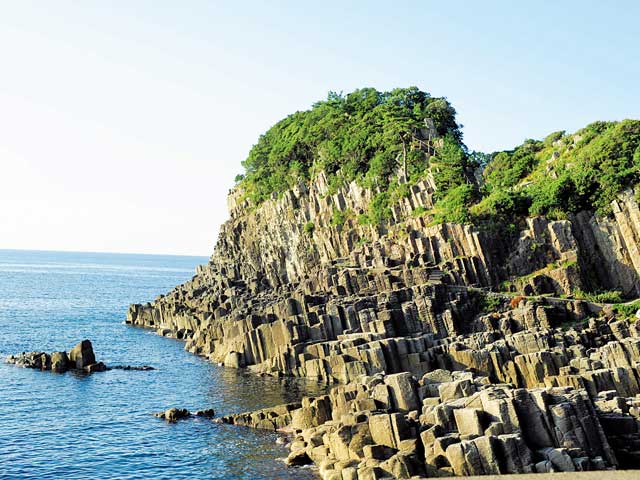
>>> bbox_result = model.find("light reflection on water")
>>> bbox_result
[0,249,324,480]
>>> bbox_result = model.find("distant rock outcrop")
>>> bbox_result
[154,407,215,422]
[6,340,155,374]
[6,339,106,373]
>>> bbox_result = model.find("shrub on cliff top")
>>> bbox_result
[482,120,640,218]
[239,87,466,205]
[237,87,640,231]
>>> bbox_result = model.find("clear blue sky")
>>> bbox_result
[1,1,638,255]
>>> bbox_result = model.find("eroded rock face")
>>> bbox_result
[126,175,640,381]
[127,174,640,477]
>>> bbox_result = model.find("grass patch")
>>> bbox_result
[612,300,640,321]
[573,289,624,303]
[411,206,428,217]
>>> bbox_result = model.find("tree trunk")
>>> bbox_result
[401,134,407,183]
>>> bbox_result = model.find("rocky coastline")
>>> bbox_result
[127,172,640,478]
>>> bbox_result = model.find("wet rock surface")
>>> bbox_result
[154,408,192,422]
[127,174,640,477]
[154,407,216,422]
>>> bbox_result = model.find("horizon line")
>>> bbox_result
[0,247,210,258]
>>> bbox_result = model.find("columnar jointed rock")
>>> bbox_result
[6,340,107,374]
[126,174,640,386]
[220,370,640,479]
[127,173,640,477]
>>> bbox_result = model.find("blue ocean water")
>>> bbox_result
[0,250,323,480]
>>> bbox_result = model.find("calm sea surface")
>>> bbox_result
[0,250,324,480]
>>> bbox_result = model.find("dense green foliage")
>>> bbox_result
[238,87,640,230]
[473,120,640,222]
[239,87,467,206]
[479,292,505,313]
[330,208,350,227]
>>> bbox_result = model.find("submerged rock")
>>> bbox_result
[109,365,156,371]
[154,407,194,421]
[194,409,216,418]
[84,362,107,373]
[153,407,215,421]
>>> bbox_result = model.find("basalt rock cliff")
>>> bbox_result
[127,87,640,479]
[127,169,640,478]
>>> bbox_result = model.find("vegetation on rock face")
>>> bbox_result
[237,87,640,229]
[303,222,315,234]
[478,292,505,313]
[473,120,640,222]
[330,208,350,227]
[572,289,625,304]
[613,300,640,321]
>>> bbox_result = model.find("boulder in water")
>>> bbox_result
[6,351,50,369]
[6,340,106,375]
[50,351,69,372]
[69,340,96,369]
[84,362,107,373]
[39,353,51,370]
[155,407,191,422]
